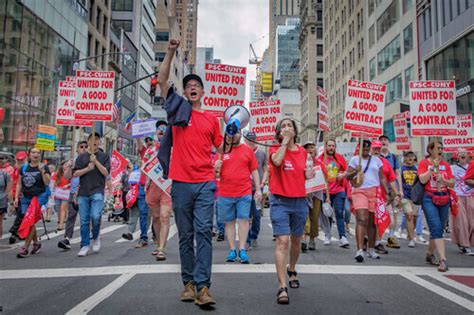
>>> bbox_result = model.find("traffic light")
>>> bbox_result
[150,76,159,98]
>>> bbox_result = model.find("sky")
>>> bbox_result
[197,0,269,104]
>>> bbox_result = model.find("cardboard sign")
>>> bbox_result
[409,80,457,136]
[443,114,474,152]
[54,188,70,201]
[344,80,386,135]
[305,165,326,194]
[131,119,157,138]
[249,99,282,141]
[393,112,411,151]
[35,125,56,151]
[318,86,330,131]
[55,80,92,126]
[202,63,246,117]
[141,156,172,196]
[74,70,115,121]
[111,150,128,179]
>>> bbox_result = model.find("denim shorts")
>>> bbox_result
[270,194,308,236]
[217,195,252,223]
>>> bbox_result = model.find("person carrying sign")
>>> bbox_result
[73,133,110,257]
[158,39,224,306]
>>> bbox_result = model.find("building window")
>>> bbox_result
[317,44,323,56]
[317,10,322,21]
[369,25,375,48]
[383,119,396,142]
[377,35,401,75]
[404,66,414,97]
[385,74,402,105]
[369,57,376,80]
[316,27,323,39]
[317,61,323,73]
[377,0,399,40]
[112,20,132,32]
[404,23,413,54]
[112,0,133,11]
[155,52,166,62]
[317,78,324,88]
[156,31,170,41]
[368,0,375,16]
[403,0,414,13]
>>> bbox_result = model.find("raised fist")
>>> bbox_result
[168,39,180,50]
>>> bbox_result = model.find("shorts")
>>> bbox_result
[146,182,172,208]
[352,187,378,212]
[217,195,252,223]
[270,194,308,236]
[400,198,417,215]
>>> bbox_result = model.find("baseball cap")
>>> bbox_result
[183,74,204,89]
[371,140,383,148]
[156,120,168,128]
[303,141,316,148]
[15,151,27,160]
[245,131,257,140]
[144,136,154,142]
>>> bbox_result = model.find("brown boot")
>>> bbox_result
[180,282,195,302]
[194,287,216,306]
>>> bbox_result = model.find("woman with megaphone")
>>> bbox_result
[269,118,315,305]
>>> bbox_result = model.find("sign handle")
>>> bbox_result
[70,127,76,160]
[89,124,96,154]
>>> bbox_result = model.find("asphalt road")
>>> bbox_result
[0,208,473,314]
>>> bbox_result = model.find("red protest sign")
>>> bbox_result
[409,80,456,136]
[111,150,128,179]
[318,87,329,132]
[344,80,386,135]
[203,63,246,117]
[55,81,92,126]
[442,114,474,152]
[249,99,282,141]
[393,112,411,151]
[350,132,379,140]
[74,70,115,121]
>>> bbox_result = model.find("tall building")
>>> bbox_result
[176,0,199,71]
[275,18,301,90]
[0,0,88,153]
[112,0,157,119]
[417,0,473,114]
[324,0,367,141]
[299,0,324,143]
[249,80,258,102]
[86,0,111,70]
[195,46,220,79]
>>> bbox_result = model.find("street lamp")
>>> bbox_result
[72,52,132,71]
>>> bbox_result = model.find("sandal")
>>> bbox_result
[277,287,289,304]
[425,254,439,266]
[287,267,300,288]
[156,250,166,261]
[152,246,160,255]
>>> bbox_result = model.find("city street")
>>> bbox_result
[1,210,473,314]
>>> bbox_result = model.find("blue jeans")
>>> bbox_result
[214,202,225,235]
[78,193,104,247]
[171,181,215,290]
[137,184,149,241]
[326,191,346,238]
[422,194,450,240]
[20,192,49,215]
[248,189,261,241]
[416,206,423,235]
[344,197,351,224]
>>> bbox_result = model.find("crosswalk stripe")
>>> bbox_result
[70,225,126,245]
[14,227,80,247]
[1,227,44,240]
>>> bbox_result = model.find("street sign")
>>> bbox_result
[54,145,72,152]
[249,99,282,141]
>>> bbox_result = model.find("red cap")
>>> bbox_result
[371,140,382,148]
[15,151,27,160]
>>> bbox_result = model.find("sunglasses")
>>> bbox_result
[79,145,88,149]
[185,83,202,89]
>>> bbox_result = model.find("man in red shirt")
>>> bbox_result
[318,139,350,248]
[158,39,224,306]
[215,130,261,264]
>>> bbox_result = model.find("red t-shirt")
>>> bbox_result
[418,159,453,193]
[219,144,258,197]
[170,110,224,183]
[139,143,159,186]
[379,156,396,199]
[51,173,70,188]
[269,144,307,198]
[317,154,347,194]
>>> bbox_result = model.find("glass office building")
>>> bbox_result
[275,18,300,90]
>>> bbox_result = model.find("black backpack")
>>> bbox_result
[411,176,425,205]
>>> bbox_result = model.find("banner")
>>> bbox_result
[141,156,172,196]
[409,80,456,136]
[74,70,115,121]
[35,125,57,151]
[249,99,282,141]
[318,86,330,132]
[131,119,157,138]
[350,132,379,139]
[202,63,246,117]
[55,80,92,126]
[305,165,326,194]
[393,112,411,151]
[344,80,386,135]
[54,188,71,201]
[374,187,391,237]
[111,150,128,179]
[443,114,474,152]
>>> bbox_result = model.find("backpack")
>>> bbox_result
[411,176,425,205]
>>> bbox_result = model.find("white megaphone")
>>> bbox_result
[223,105,250,136]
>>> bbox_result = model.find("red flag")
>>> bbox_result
[17,197,42,238]
[111,150,128,179]
[126,185,139,208]
[374,187,391,237]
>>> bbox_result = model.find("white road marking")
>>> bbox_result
[167,224,177,241]
[1,227,44,240]
[70,225,126,245]
[66,273,135,315]
[1,264,473,280]
[429,274,474,297]
[400,273,474,312]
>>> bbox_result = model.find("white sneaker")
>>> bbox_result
[416,235,427,243]
[92,238,101,253]
[465,248,474,256]
[324,236,331,246]
[367,248,380,259]
[339,236,350,248]
[78,246,90,257]
[355,249,364,263]
[408,240,415,248]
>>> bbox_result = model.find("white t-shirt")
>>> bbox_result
[451,164,474,197]
[349,155,383,189]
